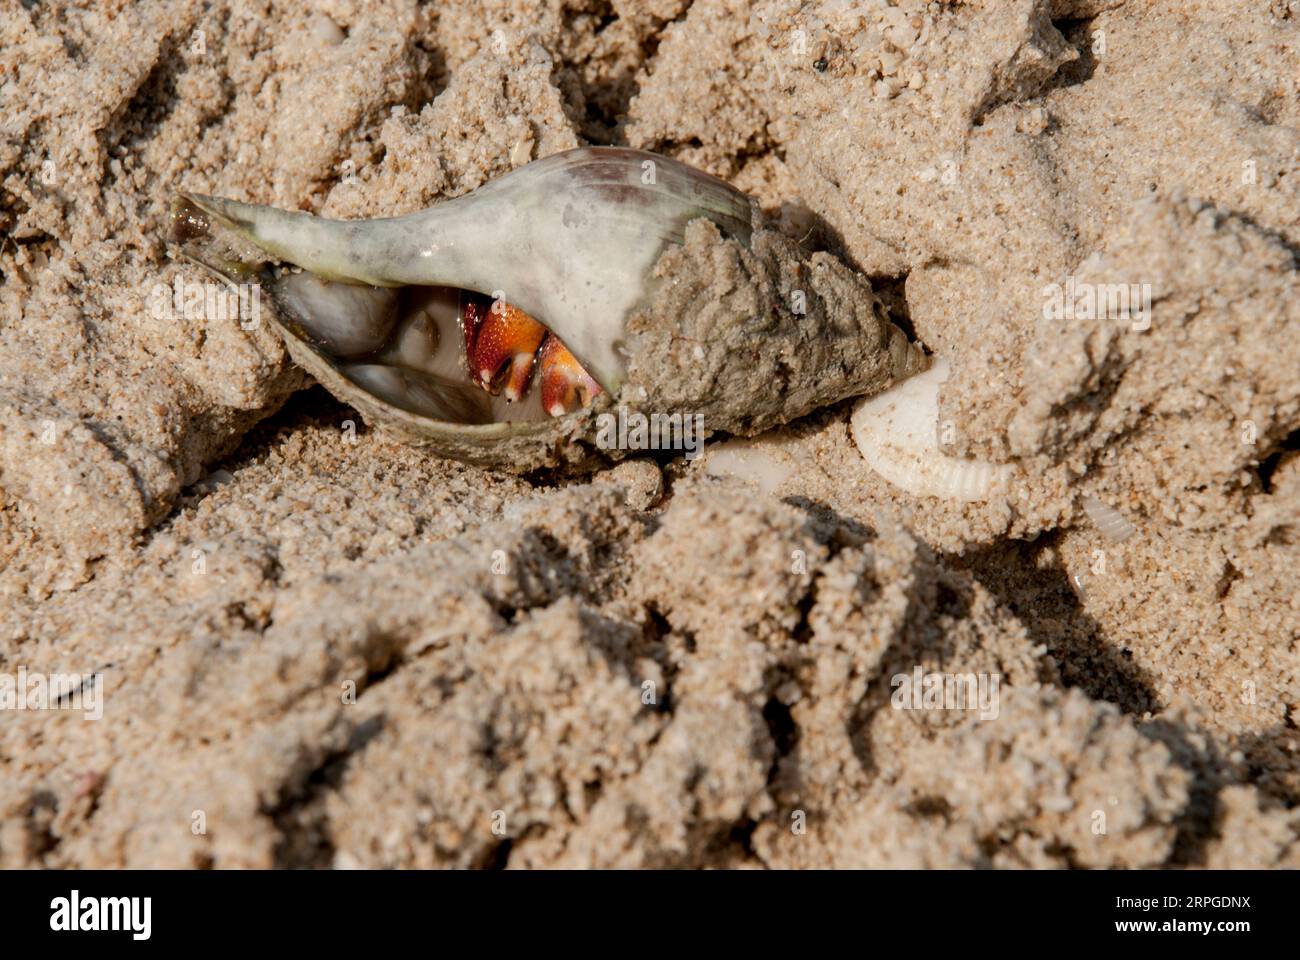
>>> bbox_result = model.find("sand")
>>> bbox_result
[1,0,1297,867]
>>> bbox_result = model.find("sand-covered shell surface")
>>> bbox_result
[172,147,927,472]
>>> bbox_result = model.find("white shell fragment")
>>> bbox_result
[849,357,1015,502]
[702,436,799,495]
[1081,495,1137,542]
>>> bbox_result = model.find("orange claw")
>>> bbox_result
[464,300,547,401]
[538,335,603,417]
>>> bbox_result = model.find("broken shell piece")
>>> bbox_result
[1081,495,1137,542]
[702,436,799,496]
[850,357,1015,501]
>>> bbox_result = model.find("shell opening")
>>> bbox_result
[170,194,604,428]
[267,270,602,425]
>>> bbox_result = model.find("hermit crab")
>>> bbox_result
[171,147,928,472]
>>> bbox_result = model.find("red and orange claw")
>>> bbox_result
[465,301,547,400]
[538,335,603,417]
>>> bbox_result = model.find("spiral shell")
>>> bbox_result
[171,147,929,472]
[850,357,1015,502]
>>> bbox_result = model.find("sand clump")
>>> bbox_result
[2,1,1298,867]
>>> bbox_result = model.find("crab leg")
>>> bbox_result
[537,335,603,417]
[462,298,548,401]
[462,295,603,415]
